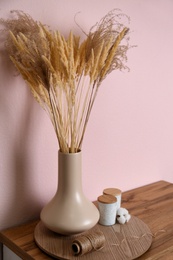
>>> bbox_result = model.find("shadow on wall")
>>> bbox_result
[0,47,44,230]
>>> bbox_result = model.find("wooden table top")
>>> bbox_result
[0,180,173,259]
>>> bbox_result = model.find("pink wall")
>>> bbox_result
[0,0,173,230]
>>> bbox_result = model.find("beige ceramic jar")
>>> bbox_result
[41,150,100,235]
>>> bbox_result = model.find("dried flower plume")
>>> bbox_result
[1,9,131,153]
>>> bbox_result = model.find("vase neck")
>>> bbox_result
[57,151,82,193]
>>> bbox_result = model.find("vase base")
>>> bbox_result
[40,200,100,235]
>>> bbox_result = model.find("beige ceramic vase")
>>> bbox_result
[40,150,100,235]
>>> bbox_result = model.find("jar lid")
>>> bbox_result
[97,194,117,204]
[103,188,122,196]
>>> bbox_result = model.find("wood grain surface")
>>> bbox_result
[0,180,173,259]
[34,216,152,259]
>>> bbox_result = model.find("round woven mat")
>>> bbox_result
[34,216,152,259]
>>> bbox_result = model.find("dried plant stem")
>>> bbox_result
[78,81,99,149]
[76,80,93,148]
[2,9,131,153]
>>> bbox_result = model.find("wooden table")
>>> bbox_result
[0,180,173,259]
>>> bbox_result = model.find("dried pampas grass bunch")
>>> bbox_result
[2,9,131,153]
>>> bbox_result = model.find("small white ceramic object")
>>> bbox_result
[98,194,117,226]
[103,188,122,209]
